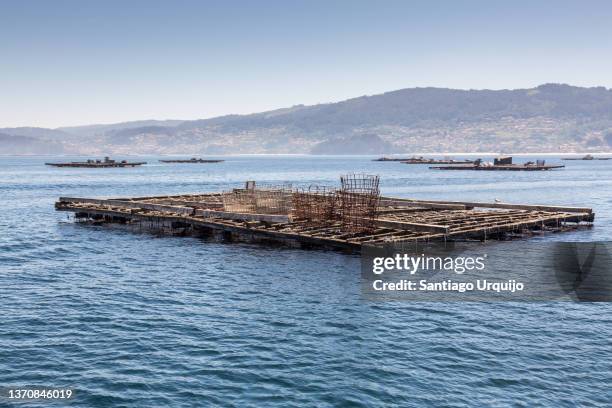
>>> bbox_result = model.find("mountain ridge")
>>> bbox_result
[2,84,612,154]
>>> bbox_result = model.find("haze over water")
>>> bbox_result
[1,155,610,406]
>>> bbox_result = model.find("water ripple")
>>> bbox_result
[0,156,611,406]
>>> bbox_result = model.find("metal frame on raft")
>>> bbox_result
[221,183,293,215]
[54,175,595,253]
[292,185,338,227]
[338,174,380,233]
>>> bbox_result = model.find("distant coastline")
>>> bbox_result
[2,151,612,158]
[3,84,612,156]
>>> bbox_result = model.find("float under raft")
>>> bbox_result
[55,193,594,253]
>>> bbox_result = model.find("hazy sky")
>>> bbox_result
[2,0,612,128]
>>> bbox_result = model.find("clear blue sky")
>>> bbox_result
[1,0,612,128]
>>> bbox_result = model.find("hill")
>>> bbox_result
[0,133,64,155]
[2,84,612,154]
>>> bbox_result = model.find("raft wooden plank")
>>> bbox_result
[146,199,224,209]
[195,209,290,223]
[60,197,202,215]
[116,193,222,201]
[372,218,450,234]
[362,232,445,245]
[378,199,466,210]
[447,213,590,236]
[379,197,592,214]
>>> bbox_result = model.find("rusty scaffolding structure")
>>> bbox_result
[222,183,293,215]
[338,174,380,233]
[220,176,381,233]
[291,185,338,225]
[289,174,380,233]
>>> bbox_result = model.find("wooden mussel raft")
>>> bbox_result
[562,154,611,161]
[430,156,564,171]
[46,157,146,168]
[54,175,594,253]
[159,158,224,163]
[374,156,474,164]
[401,157,475,165]
[373,157,416,162]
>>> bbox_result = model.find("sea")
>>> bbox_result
[1,155,610,407]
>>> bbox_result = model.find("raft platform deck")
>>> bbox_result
[55,193,594,252]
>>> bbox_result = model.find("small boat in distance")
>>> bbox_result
[46,157,146,168]
[562,154,611,161]
[159,157,224,163]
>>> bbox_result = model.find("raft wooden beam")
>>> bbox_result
[379,196,593,214]
[370,218,450,234]
[58,198,195,215]
[195,209,290,223]
[378,199,467,210]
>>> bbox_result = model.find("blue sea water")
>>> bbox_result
[0,155,611,407]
